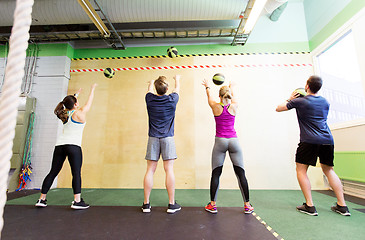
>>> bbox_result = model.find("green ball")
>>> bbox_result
[295,87,307,97]
[104,68,115,78]
[167,47,178,58]
[212,73,225,85]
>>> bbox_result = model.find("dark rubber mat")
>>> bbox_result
[7,189,40,201]
[354,209,365,214]
[3,205,277,240]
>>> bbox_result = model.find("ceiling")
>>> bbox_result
[0,0,288,49]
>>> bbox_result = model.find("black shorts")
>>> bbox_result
[295,142,334,167]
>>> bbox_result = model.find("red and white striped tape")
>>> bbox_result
[70,63,313,73]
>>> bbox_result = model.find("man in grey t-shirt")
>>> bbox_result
[276,76,350,216]
[142,75,181,214]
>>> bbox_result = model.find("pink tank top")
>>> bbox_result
[214,104,237,138]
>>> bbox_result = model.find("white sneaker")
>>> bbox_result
[35,199,47,208]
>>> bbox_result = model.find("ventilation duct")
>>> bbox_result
[264,0,288,14]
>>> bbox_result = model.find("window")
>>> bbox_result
[316,30,365,124]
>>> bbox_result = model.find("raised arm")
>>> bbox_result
[172,75,181,94]
[276,90,300,112]
[147,79,154,93]
[79,83,97,113]
[202,79,217,109]
[229,81,238,106]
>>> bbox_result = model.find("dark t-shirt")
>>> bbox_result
[145,92,179,138]
[287,95,334,145]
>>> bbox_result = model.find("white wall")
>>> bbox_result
[303,0,351,40]
[27,56,70,189]
[193,53,324,189]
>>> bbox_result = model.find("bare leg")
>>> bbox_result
[40,193,47,200]
[321,164,346,206]
[143,160,158,204]
[74,193,81,202]
[163,159,175,204]
[296,163,314,206]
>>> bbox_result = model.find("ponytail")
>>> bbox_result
[54,95,77,124]
[54,102,68,123]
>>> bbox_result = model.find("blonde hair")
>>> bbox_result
[154,76,168,95]
[219,86,232,99]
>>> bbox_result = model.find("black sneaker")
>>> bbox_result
[71,198,89,210]
[167,201,181,214]
[142,203,151,213]
[331,203,351,216]
[296,203,318,216]
[35,199,47,208]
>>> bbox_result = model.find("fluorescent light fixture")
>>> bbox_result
[243,0,268,34]
[78,0,111,37]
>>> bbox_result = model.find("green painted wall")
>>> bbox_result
[1,42,309,59]
[72,42,309,59]
[308,0,365,51]
[0,44,8,57]
[334,152,365,183]
[0,43,74,58]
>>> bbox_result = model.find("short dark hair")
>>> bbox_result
[154,76,168,95]
[307,75,322,93]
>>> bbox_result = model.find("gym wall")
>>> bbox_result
[56,51,319,190]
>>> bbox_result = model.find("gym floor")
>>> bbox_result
[4,189,365,240]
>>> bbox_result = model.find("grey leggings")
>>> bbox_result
[210,137,250,202]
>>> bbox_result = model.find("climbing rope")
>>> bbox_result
[0,0,34,235]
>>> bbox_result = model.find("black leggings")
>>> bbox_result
[41,145,83,194]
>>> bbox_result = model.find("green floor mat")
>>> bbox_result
[6,189,365,240]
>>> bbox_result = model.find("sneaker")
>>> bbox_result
[331,203,351,216]
[205,202,217,214]
[142,203,151,213]
[244,204,254,214]
[167,201,181,214]
[296,203,318,216]
[71,198,89,210]
[35,199,47,208]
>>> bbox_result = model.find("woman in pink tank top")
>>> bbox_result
[202,79,253,214]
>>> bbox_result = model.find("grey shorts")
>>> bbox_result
[145,136,177,161]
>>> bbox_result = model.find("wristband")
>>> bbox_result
[286,99,291,102]
[206,87,210,90]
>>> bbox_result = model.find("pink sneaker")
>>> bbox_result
[205,202,218,213]
[244,204,254,214]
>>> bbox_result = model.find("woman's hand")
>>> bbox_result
[202,79,210,88]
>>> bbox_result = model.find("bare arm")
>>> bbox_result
[79,83,97,112]
[276,91,300,112]
[173,75,181,94]
[74,88,82,97]
[147,79,154,93]
[229,81,238,106]
[202,79,217,109]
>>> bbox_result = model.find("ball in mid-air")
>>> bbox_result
[167,47,178,58]
[212,73,225,85]
[104,68,115,78]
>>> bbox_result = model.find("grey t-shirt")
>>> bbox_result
[145,92,179,138]
[287,95,334,144]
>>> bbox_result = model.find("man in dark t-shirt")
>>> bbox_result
[276,76,350,216]
[142,75,181,214]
